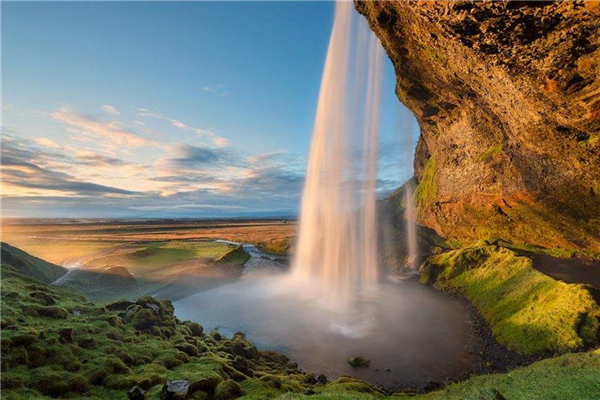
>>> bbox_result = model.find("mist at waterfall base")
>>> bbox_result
[174,3,474,389]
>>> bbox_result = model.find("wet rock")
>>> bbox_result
[29,291,56,305]
[303,388,316,396]
[347,356,371,368]
[161,380,190,400]
[59,327,74,344]
[128,385,147,400]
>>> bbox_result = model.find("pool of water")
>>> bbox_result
[174,267,477,389]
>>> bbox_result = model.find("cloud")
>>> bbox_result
[3,104,12,112]
[47,107,161,151]
[74,152,137,168]
[1,135,142,197]
[166,144,238,169]
[34,137,61,149]
[136,108,186,129]
[137,107,228,147]
[101,104,120,116]
[202,84,229,96]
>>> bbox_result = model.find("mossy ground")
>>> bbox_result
[0,264,380,400]
[421,245,600,354]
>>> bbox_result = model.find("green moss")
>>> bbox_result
[216,245,250,265]
[415,157,438,211]
[421,245,600,354]
[406,350,600,400]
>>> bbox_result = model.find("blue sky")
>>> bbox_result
[1,1,418,218]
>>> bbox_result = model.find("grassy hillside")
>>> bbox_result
[1,242,67,284]
[0,265,383,400]
[2,245,600,399]
[421,245,600,354]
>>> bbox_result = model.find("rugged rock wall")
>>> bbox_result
[356,1,600,253]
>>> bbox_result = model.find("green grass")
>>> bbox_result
[421,245,600,354]
[410,350,600,400]
[125,241,237,268]
[216,245,250,265]
[3,244,600,400]
[257,238,293,256]
[415,157,438,211]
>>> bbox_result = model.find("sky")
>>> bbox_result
[1,1,419,219]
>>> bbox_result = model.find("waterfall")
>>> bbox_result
[405,180,419,270]
[292,2,384,309]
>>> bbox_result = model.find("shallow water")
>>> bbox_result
[174,265,476,389]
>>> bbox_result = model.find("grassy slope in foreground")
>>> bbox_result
[0,264,384,400]
[421,244,600,354]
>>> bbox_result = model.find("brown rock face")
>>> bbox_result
[356,0,600,252]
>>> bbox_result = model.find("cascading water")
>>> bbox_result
[174,3,478,384]
[404,179,419,270]
[291,1,384,309]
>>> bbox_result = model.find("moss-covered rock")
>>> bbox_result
[421,245,600,354]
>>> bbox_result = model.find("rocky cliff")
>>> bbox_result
[356,1,600,253]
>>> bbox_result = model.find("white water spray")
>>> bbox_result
[292,2,384,309]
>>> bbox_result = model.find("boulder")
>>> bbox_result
[127,385,147,400]
[347,356,371,368]
[161,380,190,400]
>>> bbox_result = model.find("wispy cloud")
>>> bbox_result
[137,107,229,147]
[46,106,162,152]
[1,136,140,197]
[202,84,229,96]
[101,104,120,116]
[34,137,61,149]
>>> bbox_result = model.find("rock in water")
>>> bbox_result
[161,380,190,400]
[127,385,147,400]
[347,356,371,368]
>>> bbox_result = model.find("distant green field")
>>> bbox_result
[124,241,237,269]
